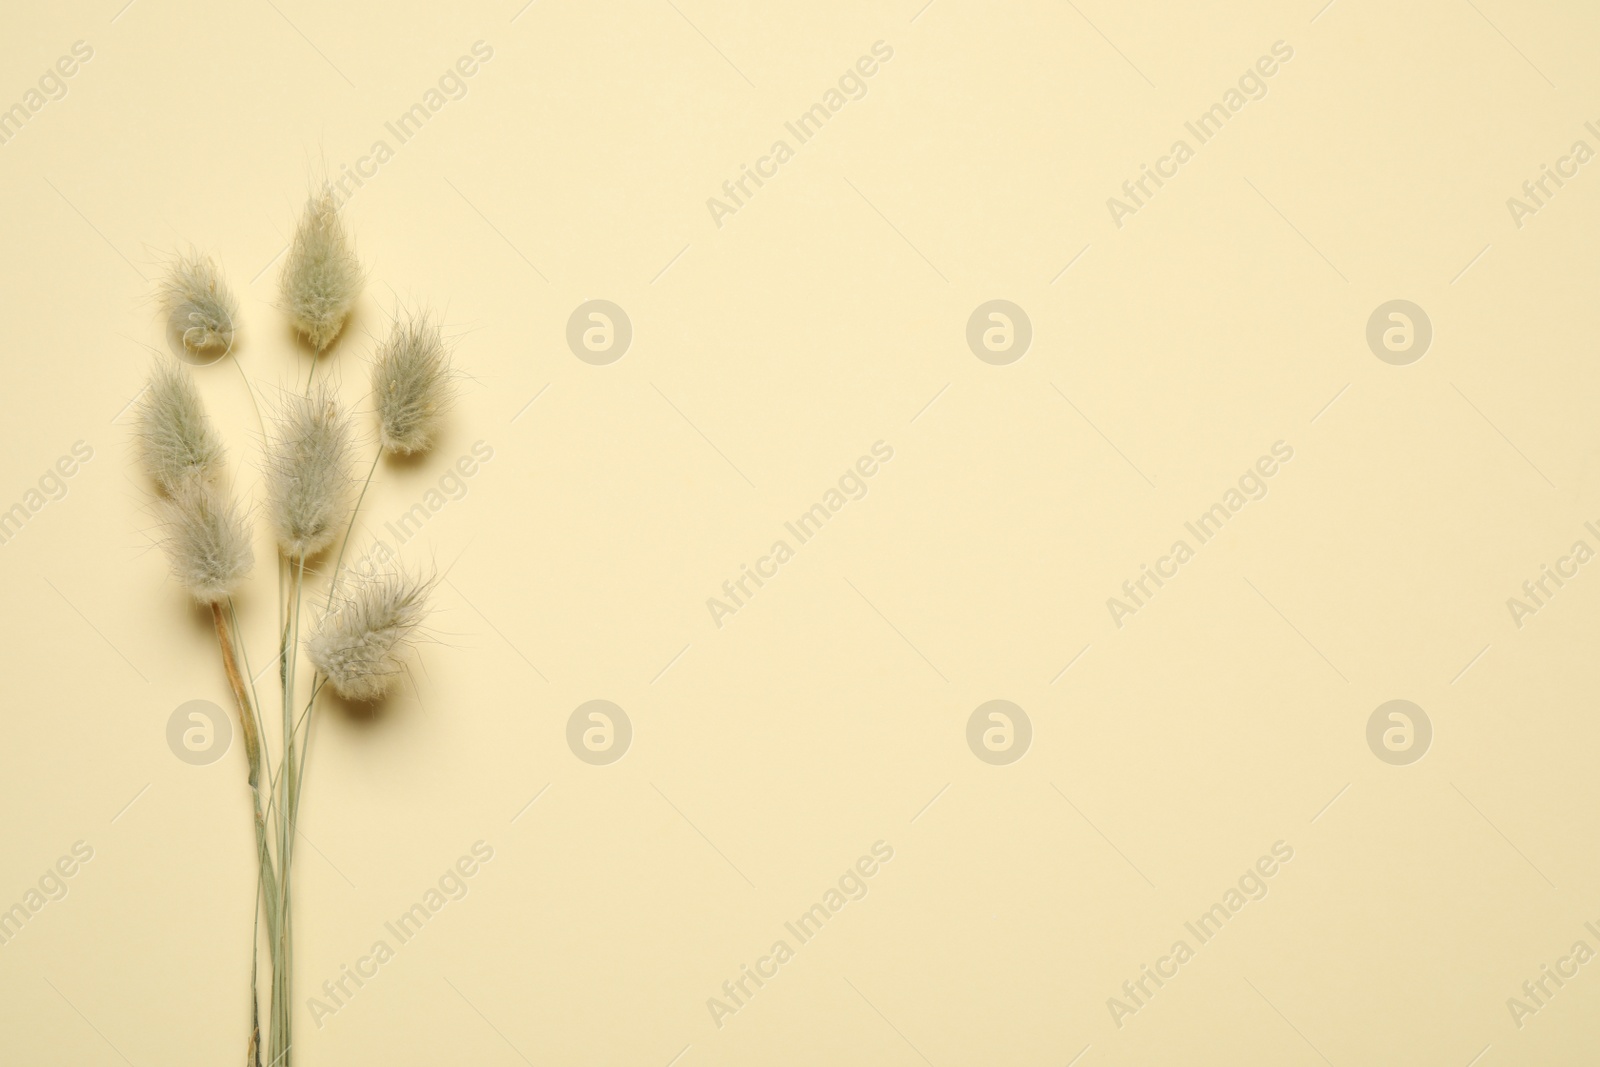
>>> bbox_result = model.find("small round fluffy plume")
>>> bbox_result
[159,478,254,604]
[372,310,454,455]
[305,569,431,701]
[266,385,353,557]
[280,187,362,351]
[161,252,237,353]
[136,361,225,493]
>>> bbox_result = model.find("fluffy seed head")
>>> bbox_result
[373,311,454,454]
[305,569,431,701]
[135,361,225,493]
[159,478,254,604]
[161,253,237,353]
[280,187,362,351]
[266,385,353,557]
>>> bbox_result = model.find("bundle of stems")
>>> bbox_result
[139,192,453,1067]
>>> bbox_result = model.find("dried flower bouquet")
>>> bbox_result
[138,186,454,1067]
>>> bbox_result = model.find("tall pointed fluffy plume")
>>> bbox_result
[161,252,237,353]
[135,360,225,493]
[159,478,255,603]
[372,310,454,455]
[279,187,362,351]
[266,384,354,557]
[305,569,431,701]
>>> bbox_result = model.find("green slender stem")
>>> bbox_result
[270,554,305,1067]
[288,677,326,849]
[210,599,279,1067]
[325,448,382,614]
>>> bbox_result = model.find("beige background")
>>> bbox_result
[2,0,1598,1063]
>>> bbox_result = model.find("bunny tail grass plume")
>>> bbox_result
[280,186,362,351]
[306,569,432,701]
[266,384,353,557]
[160,479,254,603]
[136,361,225,493]
[161,252,237,353]
[373,310,454,455]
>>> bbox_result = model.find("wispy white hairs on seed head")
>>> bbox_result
[305,568,431,701]
[266,384,353,557]
[161,252,237,353]
[159,478,254,604]
[280,186,362,352]
[372,309,454,455]
[136,361,225,493]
